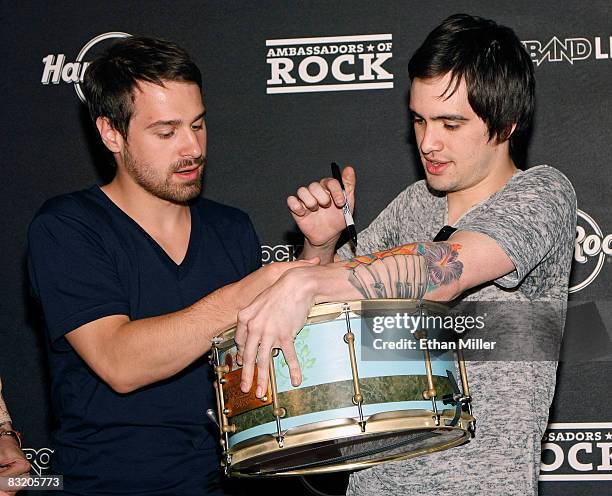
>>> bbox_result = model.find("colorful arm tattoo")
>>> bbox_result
[0,378,11,426]
[344,242,463,299]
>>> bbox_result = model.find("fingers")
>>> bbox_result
[295,184,331,212]
[239,325,260,393]
[236,308,261,392]
[287,176,346,216]
[254,338,274,398]
[280,341,302,387]
[342,165,356,195]
[319,177,346,207]
[287,195,308,217]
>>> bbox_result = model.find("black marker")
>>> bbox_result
[331,162,357,246]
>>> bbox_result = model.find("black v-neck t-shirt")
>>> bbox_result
[28,186,261,495]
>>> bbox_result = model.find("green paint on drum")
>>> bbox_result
[231,375,454,432]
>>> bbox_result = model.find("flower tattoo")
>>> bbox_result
[344,242,463,299]
[424,242,464,287]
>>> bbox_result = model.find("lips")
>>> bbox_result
[174,164,202,180]
[424,159,450,175]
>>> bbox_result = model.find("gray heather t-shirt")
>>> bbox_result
[338,165,576,496]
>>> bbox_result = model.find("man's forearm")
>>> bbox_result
[109,282,244,392]
[299,242,464,306]
[69,264,284,394]
[340,242,463,301]
[288,242,465,310]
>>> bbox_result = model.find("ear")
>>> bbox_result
[96,117,124,153]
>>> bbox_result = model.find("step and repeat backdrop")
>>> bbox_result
[1,1,611,495]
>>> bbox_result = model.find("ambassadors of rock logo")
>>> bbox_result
[541,423,612,480]
[266,34,393,94]
[41,32,131,102]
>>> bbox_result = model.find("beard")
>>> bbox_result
[122,148,204,203]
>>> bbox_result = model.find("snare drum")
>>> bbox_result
[209,299,475,477]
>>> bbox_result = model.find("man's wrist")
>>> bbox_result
[300,238,338,263]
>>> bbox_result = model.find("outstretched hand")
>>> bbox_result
[234,265,321,398]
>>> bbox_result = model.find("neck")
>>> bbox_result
[101,174,190,233]
[447,155,518,225]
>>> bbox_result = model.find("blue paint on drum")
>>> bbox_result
[228,400,444,448]
[273,316,456,392]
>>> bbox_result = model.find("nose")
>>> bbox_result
[179,126,206,159]
[417,123,443,156]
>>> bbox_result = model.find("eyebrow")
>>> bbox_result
[410,109,469,121]
[146,110,206,130]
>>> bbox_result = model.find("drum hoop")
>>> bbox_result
[227,408,474,477]
[215,298,448,349]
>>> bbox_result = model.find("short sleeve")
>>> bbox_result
[28,210,129,349]
[457,166,577,288]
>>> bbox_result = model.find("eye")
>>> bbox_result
[444,123,458,131]
[157,130,175,139]
[413,116,424,125]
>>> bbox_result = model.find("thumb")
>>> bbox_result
[342,165,356,196]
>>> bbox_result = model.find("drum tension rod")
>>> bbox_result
[415,321,441,427]
[210,343,235,472]
[270,348,287,448]
[456,348,476,437]
[342,303,366,432]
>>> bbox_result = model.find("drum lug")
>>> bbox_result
[210,345,236,457]
[342,303,367,432]
[269,349,287,447]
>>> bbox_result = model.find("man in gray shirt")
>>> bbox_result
[235,14,576,495]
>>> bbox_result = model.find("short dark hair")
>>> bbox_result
[408,14,534,153]
[82,36,202,139]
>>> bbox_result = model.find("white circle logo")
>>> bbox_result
[570,209,610,293]
[74,32,131,102]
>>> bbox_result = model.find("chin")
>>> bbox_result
[425,176,449,193]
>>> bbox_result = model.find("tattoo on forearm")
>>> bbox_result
[344,242,463,299]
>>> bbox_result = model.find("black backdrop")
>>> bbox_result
[1,1,611,494]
